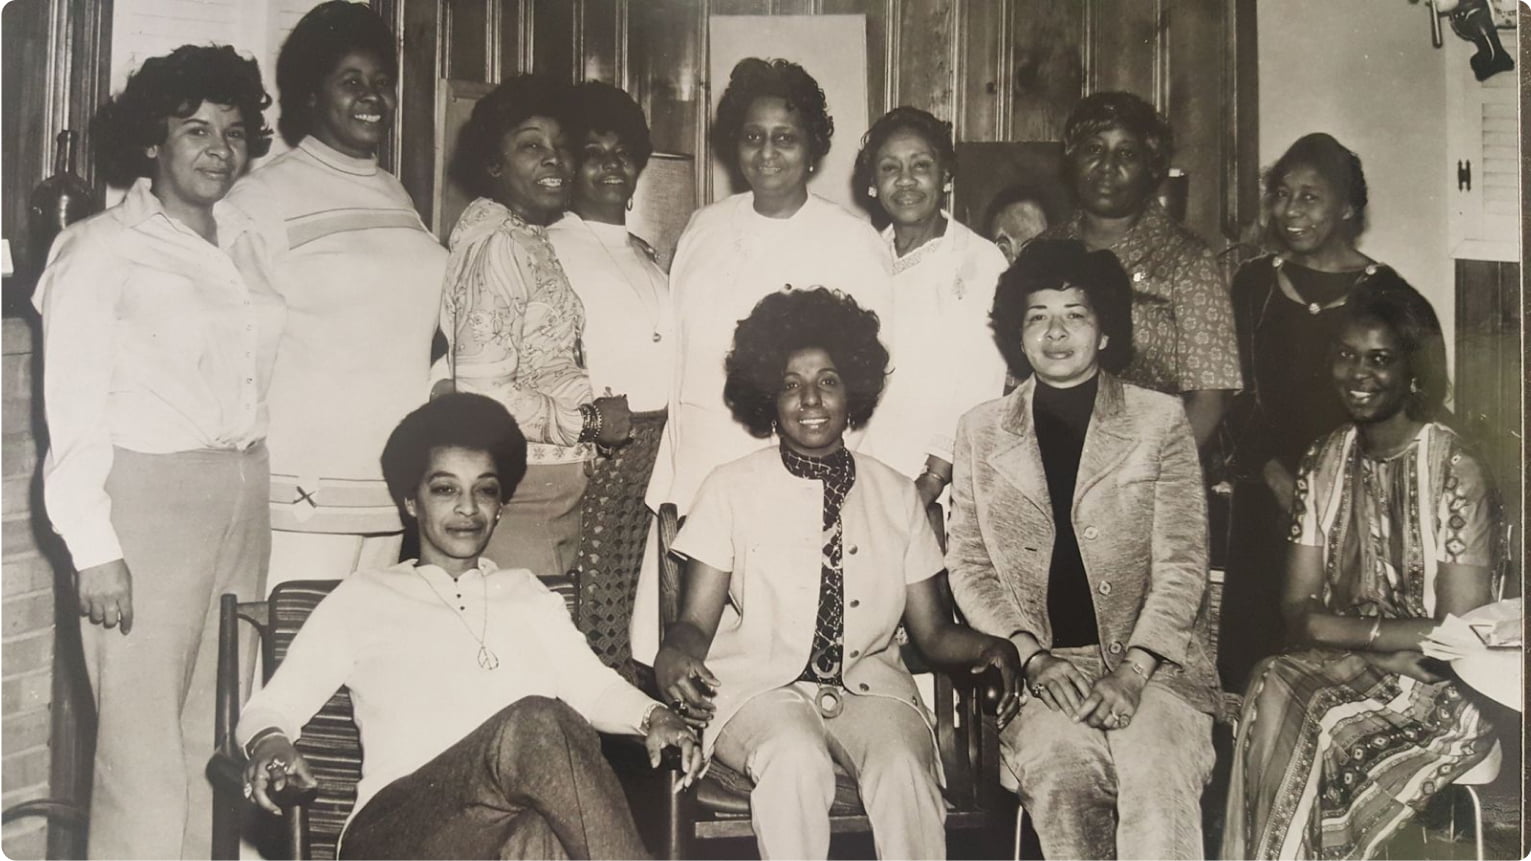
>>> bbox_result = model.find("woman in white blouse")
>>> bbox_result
[633,57,891,664]
[33,46,282,859]
[547,82,673,675]
[854,107,1009,506]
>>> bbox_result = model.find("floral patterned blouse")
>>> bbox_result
[439,197,593,464]
[1043,200,1243,395]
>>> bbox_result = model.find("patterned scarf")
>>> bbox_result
[780,442,857,687]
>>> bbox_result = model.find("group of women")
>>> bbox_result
[30,0,1505,857]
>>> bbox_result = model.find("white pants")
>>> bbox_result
[712,682,946,860]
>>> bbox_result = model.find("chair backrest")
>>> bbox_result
[227,573,582,860]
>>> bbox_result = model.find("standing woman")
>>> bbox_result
[1040,91,1242,447]
[853,107,1009,504]
[439,75,632,579]
[1223,281,1498,860]
[548,82,673,672]
[34,45,281,858]
[226,1,447,588]
[635,57,891,663]
[1220,133,1394,690]
[947,240,1219,860]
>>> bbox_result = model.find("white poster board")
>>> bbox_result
[708,15,869,215]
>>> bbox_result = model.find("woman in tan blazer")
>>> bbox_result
[947,239,1220,859]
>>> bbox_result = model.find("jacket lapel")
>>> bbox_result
[987,377,1053,519]
[1074,373,1137,508]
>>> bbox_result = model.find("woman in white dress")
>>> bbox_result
[632,57,891,664]
[854,107,1010,506]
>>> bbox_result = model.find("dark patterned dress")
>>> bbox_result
[1223,421,1499,859]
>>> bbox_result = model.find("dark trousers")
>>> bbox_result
[1217,480,1289,693]
[340,697,650,860]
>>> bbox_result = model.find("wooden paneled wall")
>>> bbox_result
[395,0,1259,249]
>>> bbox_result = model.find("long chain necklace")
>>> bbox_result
[580,216,665,344]
[413,565,500,670]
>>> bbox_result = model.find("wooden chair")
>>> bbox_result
[206,574,581,860]
[649,501,1008,859]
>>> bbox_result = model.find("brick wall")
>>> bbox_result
[2,315,54,860]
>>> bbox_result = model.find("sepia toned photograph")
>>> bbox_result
[0,0,1524,859]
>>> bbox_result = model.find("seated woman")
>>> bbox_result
[653,287,1020,860]
[237,393,702,860]
[1222,280,1498,860]
[436,74,632,579]
[947,240,1220,860]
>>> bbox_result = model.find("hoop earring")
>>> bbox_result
[626,196,634,212]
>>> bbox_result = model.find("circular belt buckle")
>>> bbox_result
[814,685,844,719]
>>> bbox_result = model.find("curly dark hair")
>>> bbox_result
[92,45,273,187]
[711,58,834,175]
[381,393,529,509]
[1338,273,1448,422]
[990,239,1134,380]
[724,287,889,438]
[275,1,398,147]
[567,81,652,172]
[1266,132,1370,239]
[1061,91,1173,183]
[450,74,571,201]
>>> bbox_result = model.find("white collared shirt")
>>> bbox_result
[236,559,657,823]
[32,178,284,569]
[547,212,673,411]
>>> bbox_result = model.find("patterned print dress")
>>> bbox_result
[1222,421,1499,859]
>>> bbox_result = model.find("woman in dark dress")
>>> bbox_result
[1219,133,1400,691]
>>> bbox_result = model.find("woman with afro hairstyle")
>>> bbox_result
[948,240,1219,859]
[853,106,1009,507]
[33,44,281,858]
[653,287,1020,860]
[635,57,891,665]
[225,0,449,592]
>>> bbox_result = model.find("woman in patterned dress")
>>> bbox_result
[1222,280,1500,860]
[436,74,633,578]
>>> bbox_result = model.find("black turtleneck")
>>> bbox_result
[1033,374,1101,647]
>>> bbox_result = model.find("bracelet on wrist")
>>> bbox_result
[578,403,605,444]
[1364,616,1382,648]
[1020,649,1050,680]
[639,701,665,735]
[244,727,289,760]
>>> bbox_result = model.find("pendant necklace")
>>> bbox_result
[582,217,665,344]
[414,565,500,670]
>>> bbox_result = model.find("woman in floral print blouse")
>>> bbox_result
[436,74,633,578]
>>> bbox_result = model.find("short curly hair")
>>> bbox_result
[567,81,652,172]
[450,74,571,202]
[1339,273,1447,422]
[92,45,273,187]
[724,287,889,438]
[1266,132,1370,239]
[275,1,398,147]
[1061,91,1173,183]
[712,58,834,175]
[990,239,1134,380]
[381,393,529,510]
[852,106,955,217]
